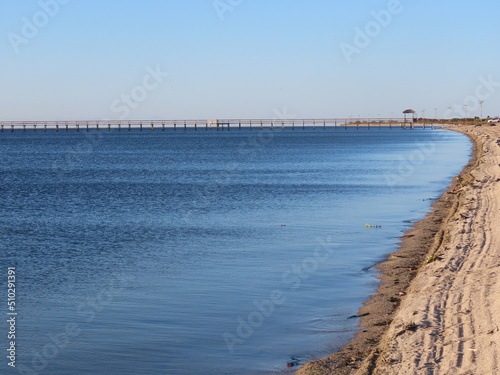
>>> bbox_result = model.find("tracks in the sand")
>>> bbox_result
[362,126,500,375]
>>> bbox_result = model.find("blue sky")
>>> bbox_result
[1,0,499,120]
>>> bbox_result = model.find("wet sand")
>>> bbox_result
[297,124,500,375]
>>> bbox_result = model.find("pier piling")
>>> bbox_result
[0,118,422,133]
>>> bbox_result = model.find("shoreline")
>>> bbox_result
[297,124,491,375]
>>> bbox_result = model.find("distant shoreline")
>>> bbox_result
[297,124,493,375]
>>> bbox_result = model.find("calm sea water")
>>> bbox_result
[0,127,470,375]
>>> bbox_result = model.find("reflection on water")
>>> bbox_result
[0,128,470,374]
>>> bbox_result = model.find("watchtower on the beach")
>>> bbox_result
[403,109,416,128]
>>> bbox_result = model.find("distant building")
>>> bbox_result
[403,109,416,123]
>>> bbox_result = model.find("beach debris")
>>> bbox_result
[286,356,301,367]
[374,320,392,327]
[396,322,418,337]
[365,224,382,228]
[399,292,406,296]
[347,312,370,319]
[449,187,464,194]
[340,356,363,367]
[487,326,499,334]
[426,254,440,264]
[402,234,415,238]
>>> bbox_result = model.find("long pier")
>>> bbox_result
[0,118,437,132]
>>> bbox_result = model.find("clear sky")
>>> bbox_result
[1,0,499,121]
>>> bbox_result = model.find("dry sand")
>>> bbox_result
[297,124,500,375]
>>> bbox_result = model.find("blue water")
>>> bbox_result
[0,127,470,375]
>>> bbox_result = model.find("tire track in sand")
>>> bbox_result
[356,125,500,375]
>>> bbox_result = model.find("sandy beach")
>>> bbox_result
[298,124,500,375]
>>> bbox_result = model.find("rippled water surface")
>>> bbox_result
[0,127,470,374]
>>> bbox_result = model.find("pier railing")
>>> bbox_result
[0,118,442,132]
